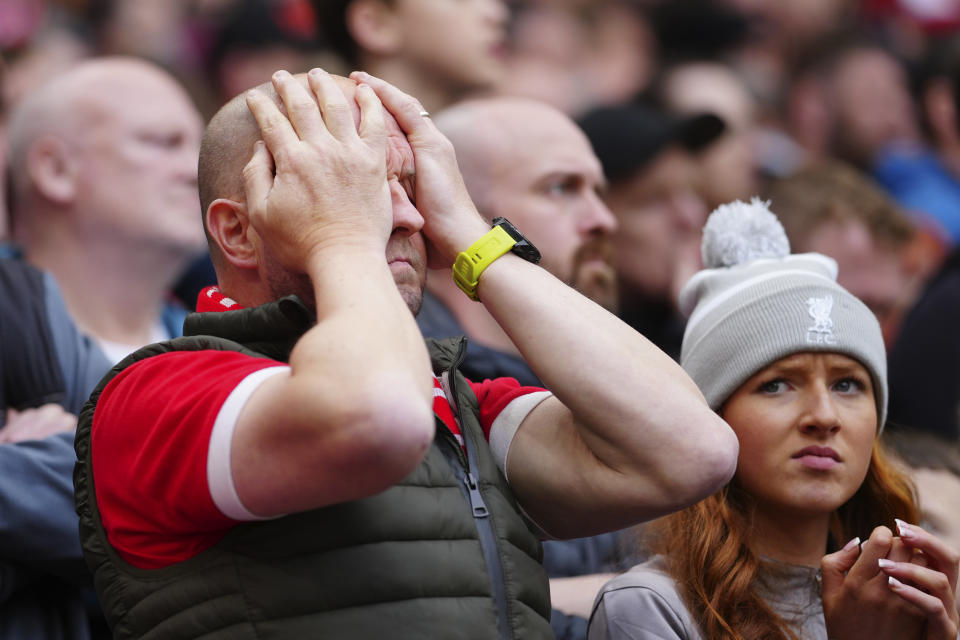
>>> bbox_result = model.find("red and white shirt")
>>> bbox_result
[91,287,551,569]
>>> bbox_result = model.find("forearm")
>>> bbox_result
[232,247,434,516]
[289,246,433,431]
[478,255,737,530]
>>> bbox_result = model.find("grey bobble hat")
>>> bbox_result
[678,198,888,430]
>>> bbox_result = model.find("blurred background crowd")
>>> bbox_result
[3,0,960,637]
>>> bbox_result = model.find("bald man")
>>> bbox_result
[419,97,617,387]
[6,57,207,363]
[74,69,737,639]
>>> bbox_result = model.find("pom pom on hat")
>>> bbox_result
[701,197,790,268]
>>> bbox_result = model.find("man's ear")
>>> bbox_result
[207,198,258,269]
[26,136,77,205]
[346,0,403,56]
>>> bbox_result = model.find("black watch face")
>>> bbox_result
[513,241,541,264]
[493,217,541,264]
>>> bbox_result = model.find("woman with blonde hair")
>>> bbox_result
[588,200,959,639]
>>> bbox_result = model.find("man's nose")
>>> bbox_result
[391,182,424,234]
[578,192,617,236]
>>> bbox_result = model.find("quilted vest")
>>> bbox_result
[74,296,553,639]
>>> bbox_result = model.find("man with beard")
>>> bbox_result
[419,97,618,388]
[74,70,737,639]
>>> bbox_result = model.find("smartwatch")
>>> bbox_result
[452,217,541,301]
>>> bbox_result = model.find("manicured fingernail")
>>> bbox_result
[895,519,915,538]
[273,70,289,80]
[888,576,903,588]
[842,537,861,552]
[309,68,323,77]
[878,558,894,569]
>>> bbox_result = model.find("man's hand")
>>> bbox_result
[350,71,490,268]
[1,405,77,443]
[244,69,394,272]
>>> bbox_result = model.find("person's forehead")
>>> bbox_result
[494,108,603,185]
[766,351,866,372]
[385,125,414,178]
[80,71,202,133]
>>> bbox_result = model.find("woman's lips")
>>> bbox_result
[792,446,841,470]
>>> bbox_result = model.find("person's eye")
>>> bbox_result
[758,379,788,394]
[833,377,867,394]
[545,178,577,196]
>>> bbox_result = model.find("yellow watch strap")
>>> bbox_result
[451,225,517,301]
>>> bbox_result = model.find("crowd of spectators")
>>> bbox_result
[2,0,960,638]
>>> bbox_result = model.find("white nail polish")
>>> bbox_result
[878,558,894,569]
[895,519,916,539]
[888,576,902,588]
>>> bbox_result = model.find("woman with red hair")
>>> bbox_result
[589,200,959,639]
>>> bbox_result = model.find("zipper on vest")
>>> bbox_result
[463,471,489,517]
[440,342,512,640]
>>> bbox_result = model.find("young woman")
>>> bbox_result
[588,200,959,640]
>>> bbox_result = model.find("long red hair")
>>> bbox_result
[645,438,918,639]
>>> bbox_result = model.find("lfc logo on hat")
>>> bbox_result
[806,295,838,345]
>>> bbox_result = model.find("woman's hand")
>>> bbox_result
[822,526,926,640]
[878,520,959,640]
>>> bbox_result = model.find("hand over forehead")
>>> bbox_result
[199,70,413,215]
[250,71,410,148]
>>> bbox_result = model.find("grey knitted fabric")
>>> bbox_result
[678,201,888,430]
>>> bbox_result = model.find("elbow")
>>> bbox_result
[662,414,739,511]
[376,396,436,469]
[350,382,436,484]
[698,417,739,495]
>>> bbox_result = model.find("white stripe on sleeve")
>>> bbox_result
[488,391,552,480]
[207,365,289,521]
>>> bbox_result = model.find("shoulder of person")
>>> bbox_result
[589,556,700,640]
